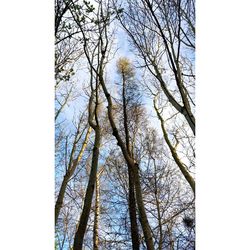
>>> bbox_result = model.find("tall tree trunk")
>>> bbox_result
[93,170,101,250]
[73,127,101,250]
[156,197,163,250]
[55,126,92,225]
[128,166,140,250]
[132,163,154,250]
[153,160,163,250]
[99,73,154,250]
[121,71,140,250]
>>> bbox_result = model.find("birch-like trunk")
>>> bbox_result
[93,172,100,250]
[93,167,104,250]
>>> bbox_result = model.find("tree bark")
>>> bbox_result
[128,166,140,250]
[73,127,101,250]
[132,163,154,250]
[93,170,102,250]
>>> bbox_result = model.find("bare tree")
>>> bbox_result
[115,0,195,134]
[113,0,195,194]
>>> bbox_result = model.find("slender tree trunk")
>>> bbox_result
[153,161,163,250]
[152,61,195,135]
[73,127,101,250]
[121,72,140,250]
[55,89,71,121]
[153,98,195,193]
[93,171,101,250]
[156,198,163,250]
[55,126,92,225]
[132,163,154,250]
[55,173,70,225]
[128,166,140,250]
[99,74,154,250]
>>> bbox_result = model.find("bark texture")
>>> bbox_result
[93,169,103,250]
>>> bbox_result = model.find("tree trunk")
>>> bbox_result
[93,171,101,250]
[153,161,163,250]
[99,74,154,250]
[154,98,195,193]
[121,71,140,250]
[55,126,92,225]
[128,166,140,250]
[99,73,154,249]
[73,127,101,250]
[132,163,154,250]
[156,198,163,250]
[55,173,70,226]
